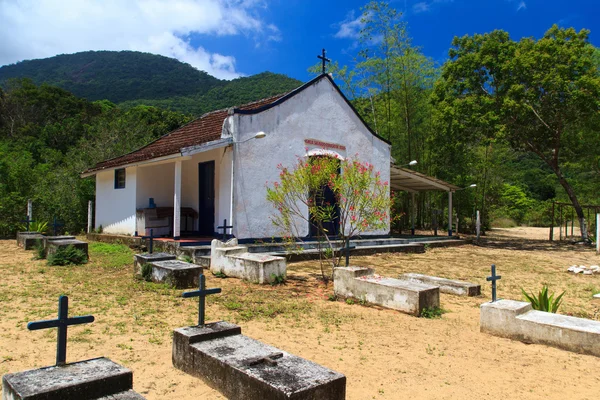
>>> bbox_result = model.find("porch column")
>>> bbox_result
[173,160,182,240]
[448,191,453,237]
[411,192,416,236]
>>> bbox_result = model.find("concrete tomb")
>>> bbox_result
[133,253,202,288]
[481,299,600,357]
[46,239,89,260]
[399,273,481,297]
[210,238,286,284]
[174,276,346,399]
[334,266,439,316]
[16,232,44,250]
[2,296,145,400]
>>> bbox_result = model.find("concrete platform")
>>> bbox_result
[46,239,89,260]
[399,273,481,296]
[148,260,202,288]
[16,232,44,250]
[481,299,600,357]
[334,266,439,316]
[133,252,177,278]
[173,322,346,400]
[211,239,286,284]
[2,357,145,400]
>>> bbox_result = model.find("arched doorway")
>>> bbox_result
[308,155,341,237]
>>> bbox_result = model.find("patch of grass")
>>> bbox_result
[212,271,227,279]
[345,298,355,305]
[89,242,132,267]
[47,245,87,266]
[420,306,446,319]
[33,239,45,260]
[141,263,153,282]
[180,255,193,263]
[270,273,286,285]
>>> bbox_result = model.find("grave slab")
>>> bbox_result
[173,322,346,400]
[147,259,203,288]
[334,266,439,316]
[481,299,600,357]
[16,232,44,250]
[133,252,177,279]
[2,357,145,400]
[46,239,89,260]
[210,239,286,284]
[399,273,481,296]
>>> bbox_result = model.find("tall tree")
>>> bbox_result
[433,26,600,240]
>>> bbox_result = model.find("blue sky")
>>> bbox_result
[1,0,598,82]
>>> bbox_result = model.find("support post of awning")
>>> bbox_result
[411,192,416,236]
[448,191,453,237]
[173,160,182,240]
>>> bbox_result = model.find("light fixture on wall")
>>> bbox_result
[235,131,267,144]
[400,160,418,167]
[456,183,477,191]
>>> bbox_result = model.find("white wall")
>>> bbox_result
[232,77,391,240]
[136,162,174,209]
[95,167,137,235]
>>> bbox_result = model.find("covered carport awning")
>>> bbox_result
[389,164,460,236]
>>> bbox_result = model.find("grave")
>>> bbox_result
[334,266,439,316]
[2,296,145,400]
[210,238,286,284]
[146,259,203,289]
[16,232,44,250]
[133,252,177,278]
[46,239,89,260]
[398,273,481,296]
[173,275,346,399]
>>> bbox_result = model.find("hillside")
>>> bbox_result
[0,51,303,115]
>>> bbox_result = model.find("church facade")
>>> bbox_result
[82,74,392,240]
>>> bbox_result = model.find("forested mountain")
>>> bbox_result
[0,51,302,115]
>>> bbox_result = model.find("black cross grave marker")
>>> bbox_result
[141,228,155,254]
[182,274,222,326]
[340,238,356,267]
[27,296,95,366]
[317,48,330,74]
[21,215,34,232]
[51,216,64,236]
[486,264,501,302]
[217,219,233,241]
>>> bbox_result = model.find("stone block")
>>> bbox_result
[173,322,346,400]
[133,252,177,278]
[147,260,203,289]
[46,239,89,260]
[399,273,481,296]
[16,232,44,250]
[1,357,145,400]
[210,239,286,284]
[481,299,600,357]
[334,267,439,316]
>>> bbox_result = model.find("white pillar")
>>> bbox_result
[411,192,416,235]
[87,201,93,233]
[448,191,453,237]
[476,210,481,241]
[173,160,182,240]
[27,199,32,220]
[596,213,599,255]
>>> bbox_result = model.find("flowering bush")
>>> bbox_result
[266,155,392,281]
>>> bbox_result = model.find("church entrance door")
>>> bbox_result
[309,157,340,238]
[198,161,215,236]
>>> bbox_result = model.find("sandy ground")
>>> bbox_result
[1,228,599,400]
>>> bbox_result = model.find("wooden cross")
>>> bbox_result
[27,296,95,366]
[317,48,330,74]
[182,274,222,326]
[141,228,155,254]
[217,219,233,241]
[340,238,356,267]
[486,264,501,302]
[51,216,64,236]
[21,215,34,232]
[242,352,284,367]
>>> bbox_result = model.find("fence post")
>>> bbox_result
[476,210,481,241]
[87,201,93,234]
[596,213,599,255]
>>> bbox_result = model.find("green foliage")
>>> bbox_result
[270,273,286,286]
[345,298,355,305]
[213,271,227,279]
[420,306,445,319]
[180,255,194,263]
[47,245,87,266]
[33,239,45,260]
[141,263,153,282]
[18,221,49,234]
[521,285,565,313]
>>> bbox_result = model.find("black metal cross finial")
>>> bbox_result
[182,274,222,326]
[340,238,356,267]
[141,228,154,254]
[217,219,233,241]
[27,296,95,366]
[486,264,502,302]
[317,48,330,74]
[21,215,34,232]
[51,216,64,236]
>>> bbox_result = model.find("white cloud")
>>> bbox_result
[0,0,278,79]
[334,11,365,39]
[413,2,430,13]
[517,1,527,11]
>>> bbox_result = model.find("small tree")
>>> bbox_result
[266,155,392,281]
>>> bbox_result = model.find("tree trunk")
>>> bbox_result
[553,167,588,241]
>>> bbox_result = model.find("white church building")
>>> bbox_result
[82,74,458,241]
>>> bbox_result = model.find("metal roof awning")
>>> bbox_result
[390,164,460,193]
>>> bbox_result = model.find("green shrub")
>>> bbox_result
[33,239,46,260]
[521,285,565,313]
[141,263,153,281]
[180,255,194,263]
[420,306,445,319]
[270,273,286,285]
[213,271,227,279]
[18,221,49,234]
[47,245,87,266]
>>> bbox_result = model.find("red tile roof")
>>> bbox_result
[83,93,287,174]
